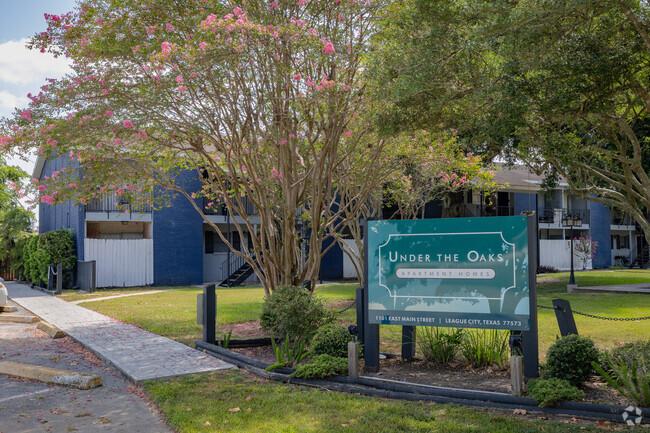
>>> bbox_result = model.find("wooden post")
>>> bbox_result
[552,298,579,336]
[348,342,359,378]
[510,355,524,397]
[202,284,216,344]
[401,326,416,361]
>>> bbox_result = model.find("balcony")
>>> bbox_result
[538,208,590,227]
[451,204,514,218]
[610,213,636,228]
[203,196,258,222]
[85,192,152,222]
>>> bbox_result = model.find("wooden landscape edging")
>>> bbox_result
[195,339,650,425]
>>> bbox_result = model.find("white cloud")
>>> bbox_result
[0,39,71,85]
[0,90,22,116]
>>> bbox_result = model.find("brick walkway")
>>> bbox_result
[5,282,234,384]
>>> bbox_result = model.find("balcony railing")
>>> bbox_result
[611,214,635,226]
[203,196,257,216]
[454,204,514,218]
[86,193,152,213]
[538,208,589,225]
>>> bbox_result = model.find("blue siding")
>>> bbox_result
[589,202,611,268]
[38,156,85,260]
[513,192,537,215]
[320,237,343,280]
[153,171,203,286]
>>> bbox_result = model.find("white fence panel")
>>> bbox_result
[539,239,592,271]
[341,239,361,280]
[84,238,153,288]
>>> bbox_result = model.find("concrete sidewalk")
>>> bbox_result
[5,282,234,384]
[570,283,650,294]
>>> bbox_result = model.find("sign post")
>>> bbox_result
[364,216,538,376]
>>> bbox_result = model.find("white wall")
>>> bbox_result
[84,238,153,287]
[539,239,592,271]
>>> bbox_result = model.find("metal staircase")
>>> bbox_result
[630,243,649,269]
[219,254,255,287]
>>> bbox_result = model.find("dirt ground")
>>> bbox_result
[0,300,173,433]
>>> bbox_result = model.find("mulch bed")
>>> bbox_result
[222,320,630,409]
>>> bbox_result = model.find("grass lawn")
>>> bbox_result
[72,272,650,432]
[73,270,650,355]
[143,369,603,433]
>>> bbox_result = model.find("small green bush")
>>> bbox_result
[459,329,509,368]
[260,286,333,341]
[290,354,348,379]
[526,378,585,407]
[310,324,352,358]
[418,327,464,365]
[593,340,650,406]
[545,334,599,386]
[21,229,76,288]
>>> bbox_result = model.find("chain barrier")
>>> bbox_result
[538,304,650,321]
[337,299,356,314]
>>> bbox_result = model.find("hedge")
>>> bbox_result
[22,229,77,288]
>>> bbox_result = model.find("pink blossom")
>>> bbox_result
[269,1,279,10]
[38,185,46,191]
[177,85,187,93]
[21,110,33,121]
[322,42,334,54]
[31,178,39,184]
[176,75,184,84]
[105,110,113,117]
[41,195,55,205]
[199,42,208,51]
[123,120,134,128]
[161,41,174,55]
[166,23,175,32]
[293,73,301,80]
[114,138,122,145]
[79,198,87,205]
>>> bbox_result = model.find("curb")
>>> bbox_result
[0,361,102,390]
[37,321,65,339]
[0,314,39,324]
[0,305,18,313]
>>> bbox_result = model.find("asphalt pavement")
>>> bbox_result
[0,299,174,433]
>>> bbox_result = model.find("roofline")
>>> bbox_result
[32,154,46,180]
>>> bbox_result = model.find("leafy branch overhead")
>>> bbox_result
[371,0,650,243]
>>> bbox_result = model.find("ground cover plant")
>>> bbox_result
[142,369,605,433]
[526,378,585,407]
[594,340,650,406]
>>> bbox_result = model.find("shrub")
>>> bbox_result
[545,334,599,386]
[20,229,76,288]
[593,340,650,406]
[459,329,509,368]
[536,265,558,274]
[290,354,348,379]
[310,324,352,358]
[526,378,585,407]
[260,286,332,341]
[418,327,464,364]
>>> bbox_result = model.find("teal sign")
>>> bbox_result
[367,216,531,330]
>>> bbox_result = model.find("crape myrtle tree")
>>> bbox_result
[337,128,497,285]
[0,0,401,295]
[370,0,650,244]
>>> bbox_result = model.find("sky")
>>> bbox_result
[0,0,77,177]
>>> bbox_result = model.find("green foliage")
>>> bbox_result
[260,286,332,341]
[290,354,348,379]
[21,229,76,288]
[217,330,232,349]
[526,378,585,407]
[310,324,352,358]
[459,329,509,368]
[545,335,599,386]
[418,327,464,365]
[593,341,650,406]
[266,333,309,371]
